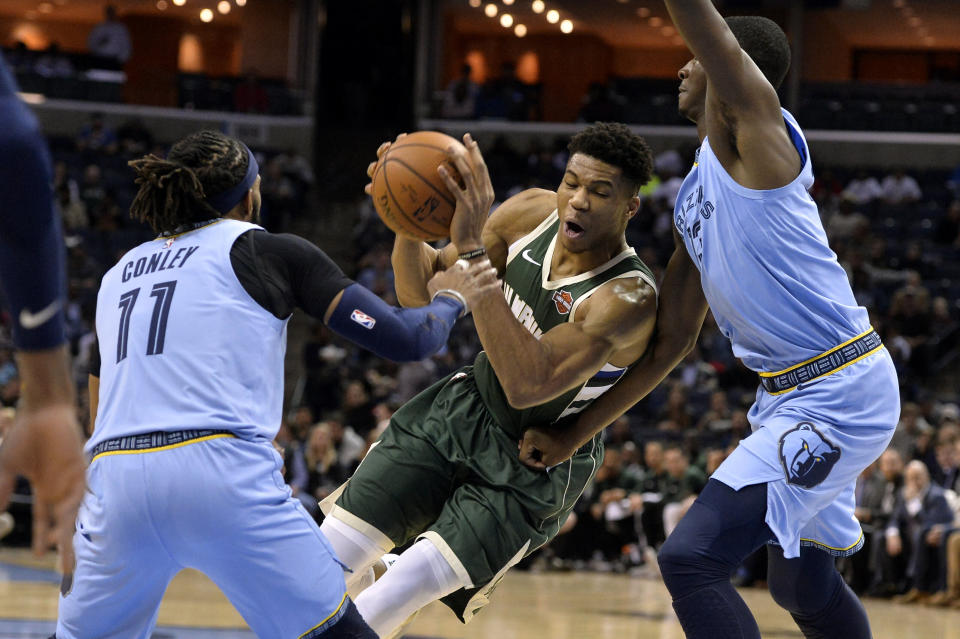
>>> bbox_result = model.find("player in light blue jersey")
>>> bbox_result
[55,130,493,639]
[519,3,899,639]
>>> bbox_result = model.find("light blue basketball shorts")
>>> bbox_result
[712,347,899,558]
[57,434,348,639]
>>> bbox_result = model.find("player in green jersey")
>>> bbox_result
[319,123,658,637]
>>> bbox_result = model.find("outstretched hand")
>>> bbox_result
[0,403,85,573]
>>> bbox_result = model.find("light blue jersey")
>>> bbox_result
[61,218,350,638]
[674,109,870,373]
[89,219,286,451]
[675,110,899,558]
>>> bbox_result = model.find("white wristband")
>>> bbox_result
[432,288,469,318]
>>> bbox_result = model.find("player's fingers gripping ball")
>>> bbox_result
[370,131,465,241]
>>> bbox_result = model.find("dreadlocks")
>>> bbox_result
[128,130,249,234]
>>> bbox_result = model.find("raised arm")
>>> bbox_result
[520,229,709,468]
[666,1,779,117]
[667,0,799,189]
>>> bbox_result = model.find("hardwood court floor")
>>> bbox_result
[2,548,958,638]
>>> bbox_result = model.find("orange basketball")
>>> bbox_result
[370,131,464,242]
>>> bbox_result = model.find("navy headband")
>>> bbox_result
[206,143,259,215]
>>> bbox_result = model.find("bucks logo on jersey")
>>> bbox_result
[472,211,656,439]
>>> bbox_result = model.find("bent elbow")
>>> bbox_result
[679,334,699,358]
[503,383,542,410]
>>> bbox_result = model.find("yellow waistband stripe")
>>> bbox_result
[91,432,236,462]
[759,327,876,378]
[765,344,884,396]
[298,592,348,639]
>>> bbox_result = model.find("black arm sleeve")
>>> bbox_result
[229,230,355,320]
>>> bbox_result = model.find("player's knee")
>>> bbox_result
[326,599,378,639]
[658,532,706,596]
[767,570,804,613]
[768,567,838,616]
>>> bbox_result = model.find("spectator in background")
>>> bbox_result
[4,41,33,74]
[477,61,528,121]
[260,159,297,231]
[886,460,954,603]
[703,447,727,475]
[881,169,922,205]
[577,81,625,123]
[934,424,960,491]
[302,324,345,418]
[639,440,668,549]
[441,63,479,119]
[826,198,869,242]
[34,42,74,78]
[697,390,732,433]
[932,528,960,608]
[890,403,934,460]
[76,114,118,155]
[340,380,376,439]
[234,71,269,114]
[842,170,883,205]
[325,414,366,474]
[117,118,153,156]
[87,5,131,65]
[661,445,706,537]
[78,164,106,215]
[580,447,645,569]
[56,183,88,232]
[304,422,347,502]
[935,200,960,246]
[848,450,900,594]
[888,278,932,377]
[658,383,693,431]
[356,247,395,299]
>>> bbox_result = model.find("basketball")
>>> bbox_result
[370,131,465,241]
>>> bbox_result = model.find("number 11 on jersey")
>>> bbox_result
[116,280,178,363]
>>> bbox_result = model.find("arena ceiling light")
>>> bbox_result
[500,13,514,27]
[200,7,214,21]
[503,0,515,5]
[156,0,168,9]
[469,0,481,6]
[560,18,573,33]
[218,1,231,13]
[484,3,498,17]
[514,23,527,37]
[637,7,650,18]
[236,0,247,6]
[532,0,545,14]
[173,0,186,6]
[546,9,559,23]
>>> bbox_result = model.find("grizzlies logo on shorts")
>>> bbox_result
[778,422,841,489]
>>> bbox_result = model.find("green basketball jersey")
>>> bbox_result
[473,210,657,439]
